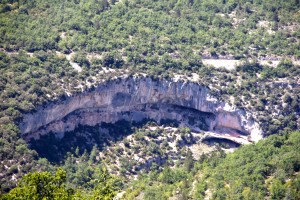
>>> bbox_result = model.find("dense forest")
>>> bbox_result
[2,131,300,199]
[0,0,300,199]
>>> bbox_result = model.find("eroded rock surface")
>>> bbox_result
[20,76,262,142]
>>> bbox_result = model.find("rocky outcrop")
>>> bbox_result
[20,76,262,142]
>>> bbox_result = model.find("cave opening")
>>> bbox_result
[29,119,151,163]
[19,77,261,180]
[28,103,215,163]
[202,138,242,149]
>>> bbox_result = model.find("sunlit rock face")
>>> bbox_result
[20,76,262,142]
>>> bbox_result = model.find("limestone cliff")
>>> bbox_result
[20,76,262,142]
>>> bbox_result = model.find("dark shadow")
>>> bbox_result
[202,138,241,149]
[29,118,181,164]
[28,103,215,164]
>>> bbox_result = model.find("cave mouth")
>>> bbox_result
[21,77,261,176]
[23,103,216,141]
[29,120,151,163]
[21,77,261,146]
[202,138,242,148]
[28,103,215,163]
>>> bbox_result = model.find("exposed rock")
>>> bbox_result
[20,76,262,142]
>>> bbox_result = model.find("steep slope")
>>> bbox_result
[0,0,300,195]
[20,77,261,143]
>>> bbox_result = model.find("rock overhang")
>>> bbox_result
[20,76,263,143]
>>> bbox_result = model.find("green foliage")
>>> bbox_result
[144,186,168,200]
[1,167,119,200]
[201,131,300,200]
[270,178,286,200]
[1,168,75,200]
[1,0,299,66]
[124,132,300,199]
[0,0,300,196]
[158,167,187,184]
[73,52,90,68]
[91,167,119,200]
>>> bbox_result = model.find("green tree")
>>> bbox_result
[270,178,286,200]
[91,167,118,200]
[1,168,75,200]
[184,149,194,172]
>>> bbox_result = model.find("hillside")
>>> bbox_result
[2,131,300,199]
[0,0,300,199]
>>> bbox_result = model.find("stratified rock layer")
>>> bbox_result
[20,76,262,142]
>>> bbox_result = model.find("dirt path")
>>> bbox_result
[65,52,83,72]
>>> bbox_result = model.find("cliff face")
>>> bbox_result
[20,76,262,142]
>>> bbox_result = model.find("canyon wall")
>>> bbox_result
[20,76,262,142]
